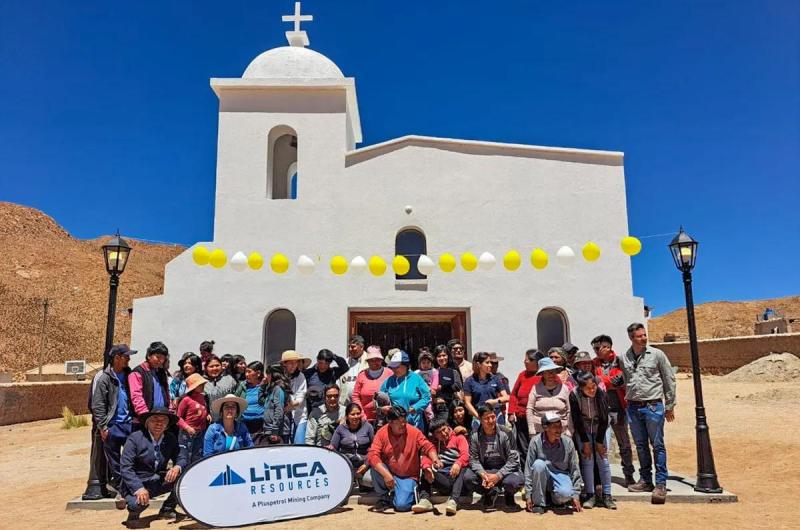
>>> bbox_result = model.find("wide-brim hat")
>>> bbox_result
[140,407,179,428]
[280,350,312,369]
[536,357,563,375]
[488,352,505,362]
[211,394,248,416]
[184,373,209,393]
[573,351,593,365]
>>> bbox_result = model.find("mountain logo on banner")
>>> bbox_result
[209,465,247,487]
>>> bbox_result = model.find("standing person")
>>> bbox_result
[119,408,186,527]
[548,347,575,390]
[203,394,254,456]
[592,334,636,486]
[261,363,291,445]
[198,340,215,372]
[219,354,234,376]
[448,340,472,382]
[415,419,470,515]
[203,355,239,421]
[339,335,369,406]
[562,342,580,370]
[351,346,392,425]
[328,403,374,484]
[175,373,209,465]
[524,412,583,515]
[572,351,607,391]
[414,350,439,423]
[281,350,311,444]
[616,323,676,504]
[463,352,509,429]
[508,349,541,465]
[569,371,615,509]
[91,344,135,493]
[449,399,472,436]
[237,361,266,435]
[231,355,247,383]
[304,348,349,390]
[379,350,431,431]
[128,342,170,423]
[169,352,201,405]
[305,385,345,446]
[464,405,525,511]
[432,344,464,422]
[367,406,441,512]
[526,357,572,436]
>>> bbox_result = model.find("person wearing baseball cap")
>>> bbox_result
[524,411,583,515]
[379,350,431,430]
[91,344,136,494]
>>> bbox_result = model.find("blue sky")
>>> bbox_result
[1,1,798,315]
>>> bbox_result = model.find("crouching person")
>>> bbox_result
[524,411,583,514]
[367,405,441,512]
[464,405,525,511]
[414,419,469,515]
[119,408,186,528]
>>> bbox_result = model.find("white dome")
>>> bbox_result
[242,46,344,79]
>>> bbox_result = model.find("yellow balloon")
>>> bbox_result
[270,253,289,274]
[530,248,548,270]
[209,249,227,269]
[247,252,264,270]
[460,252,478,272]
[582,242,601,262]
[368,255,387,276]
[392,255,411,275]
[621,236,642,256]
[192,245,210,266]
[330,255,348,275]
[503,250,522,271]
[439,253,457,272]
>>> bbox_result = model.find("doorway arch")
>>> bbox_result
[537,307,569,352]
[263,309,296,364]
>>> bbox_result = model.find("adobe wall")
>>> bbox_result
[0,381,91,426]
[654,333,800,373]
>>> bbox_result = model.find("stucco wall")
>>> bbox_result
[0,381,90,426]
[654,333,800,373]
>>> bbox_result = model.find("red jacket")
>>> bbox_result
[367,423,435,479]
[593,351,627,410]
[509,370,541,416]
[422,432,469,469]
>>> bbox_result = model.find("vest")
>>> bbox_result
[133,364,169,413]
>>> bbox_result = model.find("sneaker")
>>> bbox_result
[628,480,655,493]
[624,474,636,487]
[444,498,458,515]
[601,494,617,510]
[504,494,522,512]
[481,487,499,508]
[652,484,667,504]
[581,494,596,509]
[412,498,433,514]
[531,505,546,514]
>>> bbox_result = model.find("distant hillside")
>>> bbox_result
[0,202,184,373]
[649,295,800,341]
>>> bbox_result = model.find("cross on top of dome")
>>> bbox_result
[282,1,313,47]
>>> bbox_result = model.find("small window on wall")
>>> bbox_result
[537,307,569,352]
[268,126,298,200]
[395,228,427,280]
[263,309,296,365]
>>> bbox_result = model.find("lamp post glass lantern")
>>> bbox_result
[668,227,722,493]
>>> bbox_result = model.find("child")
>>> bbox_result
[176,373,210,464]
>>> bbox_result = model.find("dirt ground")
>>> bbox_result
[1,376,798,530]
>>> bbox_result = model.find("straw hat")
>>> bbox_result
[184,373,208,393]
[280,350,312,369]
[211,394,248,416]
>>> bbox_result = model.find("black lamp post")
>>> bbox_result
[82,231,132,500]
[668,227,722,493]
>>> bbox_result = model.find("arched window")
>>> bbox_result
[537,307,569,352]
[267,126,298,200]
[263,309,296,365]
[395,228,427,280]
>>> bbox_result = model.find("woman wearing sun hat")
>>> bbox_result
[281,350,312,444]
[525,357,572,436]
[203,394,253,457]
[176,373,210,464]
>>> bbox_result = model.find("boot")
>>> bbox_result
[652,484,667,504]
[481,487,499,508]
[628,479,654,493]
[581,493,596,509]
[624,474,636,487]
[601,494,617,510]
[504,493,522,512]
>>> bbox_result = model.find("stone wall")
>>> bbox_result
[654,333,800,373]
[0,381,91,426]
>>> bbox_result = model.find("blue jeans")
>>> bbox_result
[293,419,308,445]
[578,431,612,495]
[627,401,668,485]
[526,459,575,507]
[178,430,205,465]
[370,470,417,512]
[102,422,132,490]
[124,476,176,514]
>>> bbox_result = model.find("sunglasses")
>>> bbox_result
[452,346,464,350]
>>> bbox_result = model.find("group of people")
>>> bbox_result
[88,324,676,527]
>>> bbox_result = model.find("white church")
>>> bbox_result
[130,3,644,367]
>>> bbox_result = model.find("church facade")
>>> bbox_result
[130,6,643,367]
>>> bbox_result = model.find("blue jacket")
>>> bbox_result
[380,371,431,430]
[120,429,187,497]
[203,421,254,457]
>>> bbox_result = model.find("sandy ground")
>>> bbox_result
[1,376,799,530]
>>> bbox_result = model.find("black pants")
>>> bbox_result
[243,418,263,436]
[419,468,466,500]
[513,416,531,466]
[463,469,525,497]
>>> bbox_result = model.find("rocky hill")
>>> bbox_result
[0,202,184,373]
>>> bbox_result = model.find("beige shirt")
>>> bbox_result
[458,361,473,383]
[526,381,572,436]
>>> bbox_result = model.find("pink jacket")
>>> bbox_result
[351,367,392,421]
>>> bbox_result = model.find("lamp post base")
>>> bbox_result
[693,474,723,494]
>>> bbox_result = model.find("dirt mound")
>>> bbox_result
[0,202,184,374]
[723,352,800,383]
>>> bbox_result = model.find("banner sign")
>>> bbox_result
[176,445,355,527]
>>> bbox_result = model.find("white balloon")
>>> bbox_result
[230,251,248,272]
[556,246,576,260]
[417,254,436,275]
[478,252,496,271]
[297,255,315,275]
[350,256,368,274]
